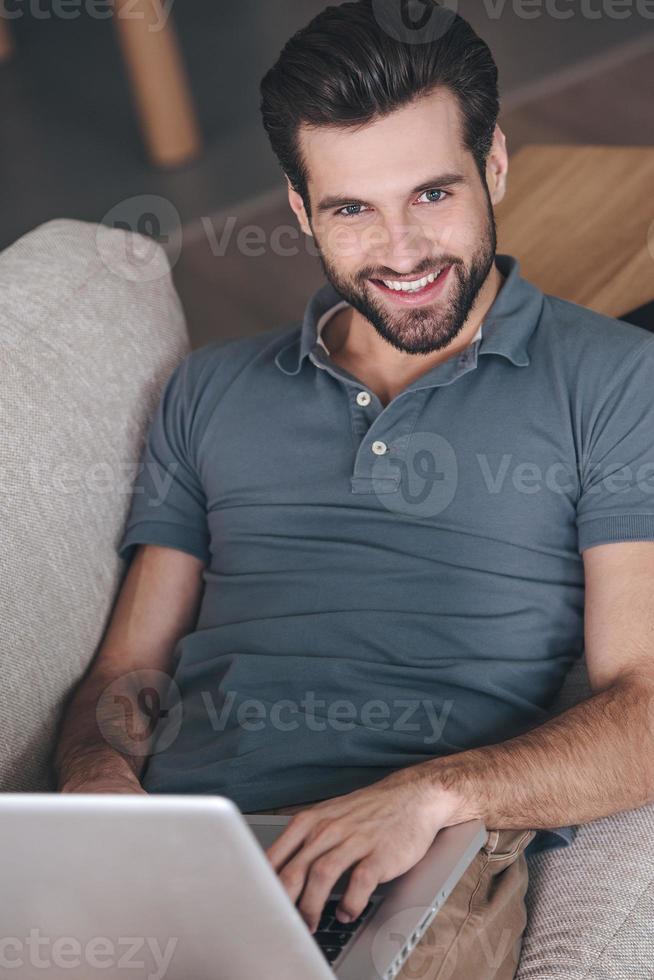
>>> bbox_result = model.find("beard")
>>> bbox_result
[312,191,497,356]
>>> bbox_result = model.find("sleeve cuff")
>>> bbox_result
[118,521,210,565]
[577,514,654,553]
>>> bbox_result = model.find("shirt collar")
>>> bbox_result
[274,254,543,376]
[316,305,482,354]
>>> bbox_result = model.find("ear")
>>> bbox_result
[485,124,509,206]
[286,176,313,237]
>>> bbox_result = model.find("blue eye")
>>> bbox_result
[419,189,447,204]
[336,204,368,218]
[335,189,447,218]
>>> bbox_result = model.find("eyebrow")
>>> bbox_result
[315,172,467,214]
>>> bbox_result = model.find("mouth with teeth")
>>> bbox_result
[369,264,453,305]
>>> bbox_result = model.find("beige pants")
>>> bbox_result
[254,801,536,980]
[397,827,536,980]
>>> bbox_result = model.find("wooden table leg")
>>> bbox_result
[113,0,202,169]
[0,9,15,64]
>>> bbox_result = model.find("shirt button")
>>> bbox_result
[372,441,388,455]
[356,390,372,407]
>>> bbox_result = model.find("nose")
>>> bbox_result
[364,212,437,277]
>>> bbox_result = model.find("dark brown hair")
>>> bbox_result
[259,0,500,217]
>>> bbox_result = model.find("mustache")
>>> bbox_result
[361,259,460,281]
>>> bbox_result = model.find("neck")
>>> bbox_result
[323,262,505,401]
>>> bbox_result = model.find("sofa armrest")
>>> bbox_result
[516,658,654,978]
[0,218,189,792]
[518,803,654,979]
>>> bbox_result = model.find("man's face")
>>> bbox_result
[291,89,501,355]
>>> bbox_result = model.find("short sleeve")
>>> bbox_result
[576,336,654,553]
[118,354,210,565]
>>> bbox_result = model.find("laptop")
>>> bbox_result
[0,793,486,980]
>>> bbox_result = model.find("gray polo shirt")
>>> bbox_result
[118,254,654,856]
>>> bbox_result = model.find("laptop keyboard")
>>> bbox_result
[314,898,375,964]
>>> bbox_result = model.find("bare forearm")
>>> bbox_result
[423,676,654,829]
[54,668,148,791]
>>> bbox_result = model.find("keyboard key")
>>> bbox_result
[316,931,350,948]
[321,946,341,963]
[327,919,360,933]
[314,897,382,965]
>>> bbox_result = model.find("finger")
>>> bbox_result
[297,838,371,933]
[266,810,315,870]
[276,821,348,906]
[335,856,381,923]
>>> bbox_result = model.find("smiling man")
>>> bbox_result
[287,88,503,409]
[54,3,654,979]
[272,17,506,410]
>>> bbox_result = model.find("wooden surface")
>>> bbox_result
[496,144,654,318]
[113,0,202,168]
[0,11,14,64]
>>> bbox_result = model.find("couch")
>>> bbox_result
[2,218,653,978]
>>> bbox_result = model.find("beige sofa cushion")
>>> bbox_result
[517,657,654,978]
[0,218,188,792]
